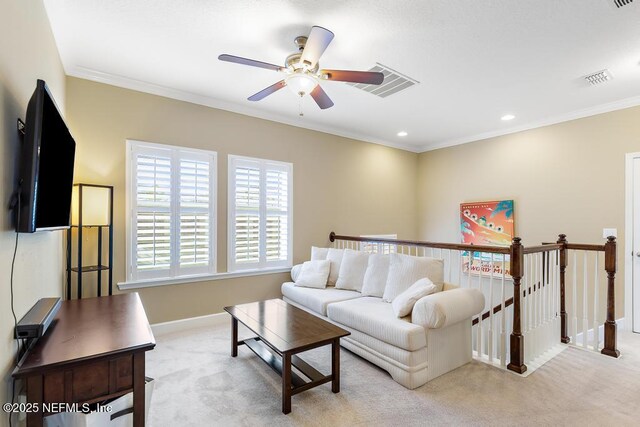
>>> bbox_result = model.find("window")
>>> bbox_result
[126,140,217,282]
[360,234,398,254]
[228,155,292,271]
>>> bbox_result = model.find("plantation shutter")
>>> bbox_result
[135,153,172,275]
[229,156,292,271]
[128,141,216,282]
[265,165,289,262]
[178,155,214,275]
[234,161,261,265]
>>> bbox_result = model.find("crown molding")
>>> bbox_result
[67,66,640,155]
[67,66,422,153]
[418,94,640,153]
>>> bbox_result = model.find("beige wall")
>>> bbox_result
[418,106,640,316]
[65,77,419,323]
[0,0,66,424]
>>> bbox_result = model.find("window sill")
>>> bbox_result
[117,267,292,290]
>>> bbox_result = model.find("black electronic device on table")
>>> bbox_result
[15,297,61,339]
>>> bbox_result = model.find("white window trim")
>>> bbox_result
[117,266,291,290]
[125,139,218,282]
[227,154,293,272]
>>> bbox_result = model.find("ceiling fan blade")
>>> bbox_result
[310,85,334,109]
[320,69,385,85]
[300,26,334,68]
[218,54,283,72]
[248,80,286,101]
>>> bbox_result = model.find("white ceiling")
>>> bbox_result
[43,0,640,152]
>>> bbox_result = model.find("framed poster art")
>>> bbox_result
[460,200,514,278]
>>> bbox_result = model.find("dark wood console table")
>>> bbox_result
[12,293,156,426]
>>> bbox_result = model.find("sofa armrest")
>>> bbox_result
[411,288,485,329]
[291,264,303,282]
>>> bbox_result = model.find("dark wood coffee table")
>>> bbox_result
[224,298,350,414]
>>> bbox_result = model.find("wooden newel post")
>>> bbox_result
[557,234,570,343]
[601,236,620,358]
[507,237,527,374]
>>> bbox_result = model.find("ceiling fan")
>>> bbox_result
[218,26,385,110]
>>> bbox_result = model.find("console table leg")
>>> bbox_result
[26,375,44,427]
[132,352,145,427]
[231,317,238,357]
[282,352,292,414]
[332,338,340,393]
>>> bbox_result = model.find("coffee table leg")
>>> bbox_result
[282,352,292,414]
[231,317,238,357]
[332,338,340,393]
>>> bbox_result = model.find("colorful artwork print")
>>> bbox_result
[460,200,514,278]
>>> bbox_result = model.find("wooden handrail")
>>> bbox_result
[523,243,563,254]
[565,243,606,252]
[329,232,511,254]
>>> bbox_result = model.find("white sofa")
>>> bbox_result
[282,254,485,389]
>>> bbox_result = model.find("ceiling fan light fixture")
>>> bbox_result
[285,73,318,97]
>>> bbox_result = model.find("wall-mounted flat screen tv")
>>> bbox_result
[17,79,76,232]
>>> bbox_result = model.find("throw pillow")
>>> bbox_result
[335,249,370,291]
[290,264,303,282]
[326,248,345,286]
[382,253,444,302]
[361,254,390,297]
[294,260,331,289]
[391,278,437,318]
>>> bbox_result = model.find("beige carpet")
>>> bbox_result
[146,322,640,426]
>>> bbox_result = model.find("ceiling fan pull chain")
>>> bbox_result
[298,96,304,117]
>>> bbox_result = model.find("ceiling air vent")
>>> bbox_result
[584,69,613,86]
[347,63,419,98]
[611,0,633,7]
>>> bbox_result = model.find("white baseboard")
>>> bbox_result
[151,312,228,336]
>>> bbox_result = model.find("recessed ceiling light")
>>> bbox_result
[397,131,408,137]
[501,114,515,121]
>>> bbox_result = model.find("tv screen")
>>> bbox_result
[17,80,76,232]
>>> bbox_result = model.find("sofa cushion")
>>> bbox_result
[382,254,444,302]
[295,260,331,289]
[361,254,390,298]
[311,246,329,261]
[281,282,361,316]
[326,248,345,286]
[336,249,369,291]
[327,297,427,351]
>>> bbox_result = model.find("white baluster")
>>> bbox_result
[523,253,529,363]
[533,253,538,330]
[489,253,495,362]
[467,250,473,289]
[582,251,588,348]
[447,250,452,283]
[572,251,578,345]
[536,253,542,358]
[500,254,507,366]
[593,252,600,351]
[477,252,483,357]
